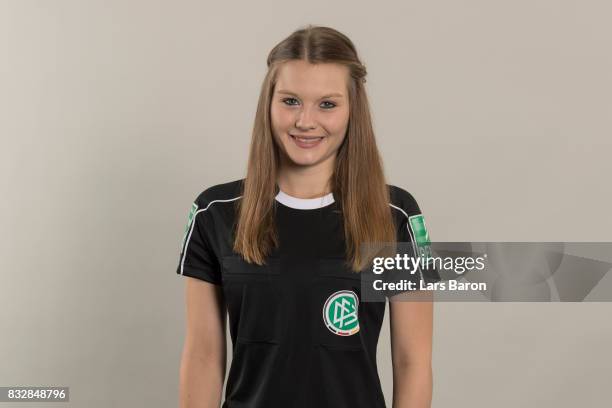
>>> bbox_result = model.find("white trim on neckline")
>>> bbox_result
[275,190,335,210]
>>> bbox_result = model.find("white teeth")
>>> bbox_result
[294,136,322,143]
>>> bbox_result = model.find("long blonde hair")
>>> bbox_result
[233,25,396,271]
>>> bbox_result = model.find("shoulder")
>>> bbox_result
[194,178,244,209]
[387,184,421,218]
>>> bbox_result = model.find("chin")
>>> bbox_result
[278,145,321,166]
[285,154,322,167]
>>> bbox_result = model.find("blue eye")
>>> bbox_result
[281,98,336,109]
[282,97,299,106]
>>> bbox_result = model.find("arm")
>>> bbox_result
[179,277,226,408]
[389,290,435,408]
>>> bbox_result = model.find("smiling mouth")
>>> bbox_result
[289,133,325,148]
[289,134,325,142]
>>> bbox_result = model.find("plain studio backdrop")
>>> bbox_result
[1,1,611,407]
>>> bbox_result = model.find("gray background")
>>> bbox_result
[1,1,610,407]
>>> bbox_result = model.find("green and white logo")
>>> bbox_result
[408,214,432,258]
[323,290,360,336]
[181,202,198,250]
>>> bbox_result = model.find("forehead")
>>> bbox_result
[274,60,349,97]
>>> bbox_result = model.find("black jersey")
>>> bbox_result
[176,179,438,408]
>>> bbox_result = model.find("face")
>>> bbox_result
[270,60,350,169]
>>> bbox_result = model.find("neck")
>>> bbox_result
[277,155,335,199]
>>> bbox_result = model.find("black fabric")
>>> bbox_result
[176,178,439,407]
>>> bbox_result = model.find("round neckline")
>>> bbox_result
[275,189,335,210]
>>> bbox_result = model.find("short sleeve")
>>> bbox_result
[393,188,441,287]
[176,197,222,285]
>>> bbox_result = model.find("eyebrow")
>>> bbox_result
[276,89,344,99]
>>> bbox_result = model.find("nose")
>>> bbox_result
[295,105,317,130]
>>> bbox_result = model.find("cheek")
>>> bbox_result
[323,109,350,136]
[271,104,293,130]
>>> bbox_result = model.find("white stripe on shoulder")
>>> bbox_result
[179,195,242,275]
[200,195,243,211]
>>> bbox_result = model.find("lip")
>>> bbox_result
[289,133,325,139]
[289,133,325,149]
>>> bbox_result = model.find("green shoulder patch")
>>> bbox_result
[408,214,432,258]
[180,202,198,250]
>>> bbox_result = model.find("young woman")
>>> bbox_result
[177,25,438,408]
